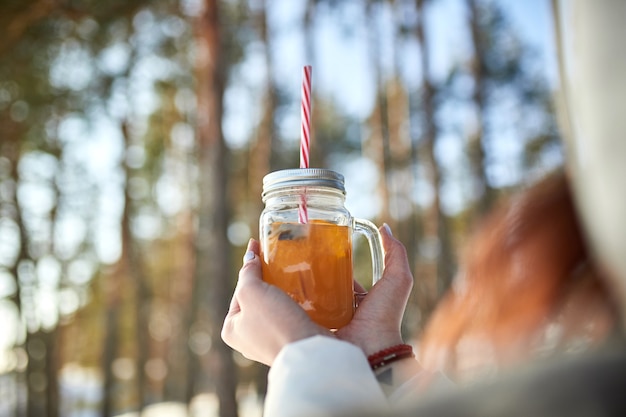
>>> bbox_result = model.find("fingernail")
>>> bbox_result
[243,250,255,263]
[382,223,393,236]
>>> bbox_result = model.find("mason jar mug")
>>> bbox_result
[259,168,384,330]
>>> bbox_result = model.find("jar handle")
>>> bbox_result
[353,218,385,284]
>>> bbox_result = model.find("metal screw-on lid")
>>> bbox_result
[262,168,345,196]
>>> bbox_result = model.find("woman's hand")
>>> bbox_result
[335,224,414,356]
[221,239,333,366]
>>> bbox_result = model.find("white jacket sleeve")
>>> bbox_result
[264,335,387,417]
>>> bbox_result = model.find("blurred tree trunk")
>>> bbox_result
[43,327,59,417]
[101,170,140,416]
[45,147,61,417]
[389,0,417,264]
[101,124,134,414]
[24,328,61,417]
[189,0,238,416]
[248,0,275,229]
[101,276,121,417]
[164,208,196,402]
[25,332,46,417]
[3,138,27,416]
[101,120,151,417]
[467,0,494,214]
[165,166,197,403]
[412,0,453,331]
[247,0,274,399]
[120,121,150,411]
[365,0,392,225]
[4,142,45,417]
[5,141,24,328]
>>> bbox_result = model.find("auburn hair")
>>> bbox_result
[418,172,617,383]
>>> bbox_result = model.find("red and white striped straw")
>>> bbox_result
[300,65,312,169]
[298,65,312,224]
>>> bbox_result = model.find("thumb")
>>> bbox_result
[374,224,414,297]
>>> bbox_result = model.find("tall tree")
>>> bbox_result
[190,0,238,416]
[467,0,494,214]
[245,0,276,399]
[388,0,418,269]
[365,0,393,224]
[464,0,562,214]
[121,119,151,412]
[247,0,275,229]
[412,0,453,331]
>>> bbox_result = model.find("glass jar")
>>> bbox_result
[259,168,384,329]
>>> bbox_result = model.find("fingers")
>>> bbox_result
[236,240,271,306]
[354,280,368,307]
[246,238,261,257]
[240,238,260,268]
[238,239,262,283]
[226,239,263,319]
[336,224,412,356]
[223,238,331,365]
[222,239,265,354]
[375,224,414,296]
[354,224,413,306]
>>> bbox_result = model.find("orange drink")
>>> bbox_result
[261,220,354,329]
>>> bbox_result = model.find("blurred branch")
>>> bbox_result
[0,0,147,57]
[4,0,57,50]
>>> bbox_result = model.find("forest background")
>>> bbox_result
[0,0,562,416]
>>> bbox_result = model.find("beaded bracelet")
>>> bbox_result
[367,344,415,370]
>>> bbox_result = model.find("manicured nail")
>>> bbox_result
[243,250,255,263]
[382,223,393,236]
